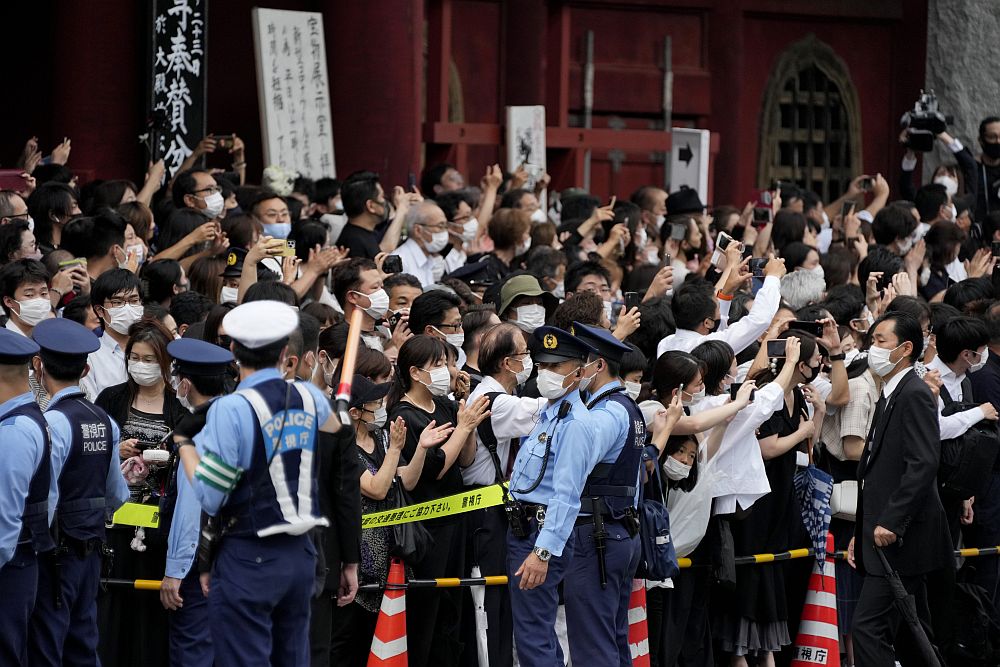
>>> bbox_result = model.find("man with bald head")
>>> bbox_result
[394,200,452,284]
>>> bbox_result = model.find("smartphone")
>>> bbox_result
[859,177,874,192]
[625,292,640,311]
[766,339,787,358]
[729,382,756,402]
[752,206,773,226]
[277,239,297,257]
[0,169,29,191]
[756,189,774,208]
[407,172,417,191]
[214,134,236,150]
[659,253,672,269]
[788,320,824,337]
[58,258,87,269]
[669,223,687,241]
[382,255,403,274]
[387,310,403,330]
[992,241,1000,257]
[749,258,768,277]
[841,200,856,219]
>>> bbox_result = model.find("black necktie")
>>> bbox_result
[867,393,888,452]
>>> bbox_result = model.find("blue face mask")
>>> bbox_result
[262,222,292,239]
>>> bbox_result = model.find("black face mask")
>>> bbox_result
[801,362,820,384]
[982,140,1000,160]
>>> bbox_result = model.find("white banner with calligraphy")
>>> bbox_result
[252,8,336,179]
[149,0,207,176]
[505,105,547,211]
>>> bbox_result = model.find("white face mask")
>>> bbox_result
[821,210,831,228]
[355,289,389,320]
[577,360,598,393]
[220,286,239,304]
[367,405,388,431]
[106,303,144,335]
[948,203,958,221]
[433,327,465,350]
[530,209,547,224]
[844,348,860,365]
[634,226,648,249]
[867,343,903,378]
[126,244,146,266]
[461,218,479,244]
[645,247,660,265]
[682,387,705,406]
[624,380,642,401]
[419,365,452,397]
[513,355,534,385]
[512,304,546,333]
[655,214,666,228]
[515,238,532,256]
[321,357,339,388]
[934,175,959,197]
[603,300,614,324]
[807,265,825,280]
[536,367,576,400]
[969,347,988,374]
[177,381,195,412]
[202,192,225,219]
[129,361,162,387]
[424,229,449,254]
[14,298,51,326]
[551,281,565,300]
[896,235,915,255]
[663,456,692,481]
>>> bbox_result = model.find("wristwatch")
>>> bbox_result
[533,546,552,562]
[828,352,846,361]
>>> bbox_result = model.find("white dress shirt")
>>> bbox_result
[927,355,986,439]
[80,332,127,402]
[461,375,546,486]
[395,238,442,285]
[656,275,781,358]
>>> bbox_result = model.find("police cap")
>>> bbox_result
[32,318,100,361]
[168,338,235,376]
[0,327,40,364]
[531,325,597,364]
[569,321,630,364]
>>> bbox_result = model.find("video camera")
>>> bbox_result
[901,90,953,152]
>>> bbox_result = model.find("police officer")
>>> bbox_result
[26,318,130,666]
[160,338,235,667]
[564,321,646,666]
[173,300,343,667]
[0,328,53,665]
[507,325,598,667]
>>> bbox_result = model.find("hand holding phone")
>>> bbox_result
[624,292,640,311]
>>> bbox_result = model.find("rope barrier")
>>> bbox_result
[100,544,1000,592]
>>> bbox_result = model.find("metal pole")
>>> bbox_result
[662,36,673,191]
[583,30,595,192]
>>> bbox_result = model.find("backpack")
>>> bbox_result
[938,380,1000,500]
[635,450,680,581]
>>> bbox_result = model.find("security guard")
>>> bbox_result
[161,338,235,667]
[565,321,646,666]
[0,328,53,665]
[27,318,130,666]
[173,300,342,667]
[507,325,598,667]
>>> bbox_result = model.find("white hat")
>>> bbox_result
[222,300,299,349]
[638,399,665,429]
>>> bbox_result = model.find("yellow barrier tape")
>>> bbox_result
[361,484,506,529]
[112,502,160,528]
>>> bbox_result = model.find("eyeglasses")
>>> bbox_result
[128,354,159,364]
[194,186,222,195]
[438,322,463,331]
[106,296,142,308]
[418,222,448,233]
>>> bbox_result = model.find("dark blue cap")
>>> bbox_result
[220,247,248,278]
[32,318,100,359]
[349,374,391,409]
[570,321,630,363]
[0,327,40,364]
[448,260,494,287]
[168,338,234,376]
[531,325,598,364]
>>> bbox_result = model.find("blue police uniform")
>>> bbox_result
[507,326,598,667]
[0,330,52,665]
[562,322,646,667]
[163,338,234,667]
[186,301,333,667]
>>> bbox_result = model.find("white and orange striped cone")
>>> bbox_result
[791,532,840,667]
[628,579,650,667]
[368,558,408,666]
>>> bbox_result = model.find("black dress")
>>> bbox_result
[714,388,808,656]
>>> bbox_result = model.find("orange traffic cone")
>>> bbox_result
[368,558,408,666]
[791,532,840,667]
[628,579,650,667]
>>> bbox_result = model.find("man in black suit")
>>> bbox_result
[848,312,954,666]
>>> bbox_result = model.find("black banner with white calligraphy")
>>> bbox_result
[148,0,207,176]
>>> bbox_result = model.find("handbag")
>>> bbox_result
[388,479,433,564]
[636,456,679,581]
[830,480,858,521]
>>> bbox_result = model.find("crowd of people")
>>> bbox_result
[3,115,1000,667]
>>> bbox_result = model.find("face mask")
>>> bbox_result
[800,362,820,384]
[515,238,532,255]
[645,247,660,265]
[844,348,860,365]
[202,192,225,219]
[682,387,705,406]
[603,300,614,325]
[126,244,146,266]
[420,365,451,397]
[461,218,479,244]
[550,281,565,300]
[25,215,35,232]
[982,140,1000,160]
[262,222,292,239]
[934,176,959,197]
[24,249,43,261]
[220,286,239,304]
[433,327,465,350]
[367,405,388,431]
[355,288,389,320]
[14,298,51,326]
[537,367,576,400]
[867,343,903,378]
[821,210,831,228]
[808,265,825,280]
[321,357,338,387]
[177,382,195,412]
[624,380,642,401]
[655,214,666,228]
[578,360,598,393]
[663,456,692,481]
[896,235,914,255]
[513,355,534,385]
[948,203,958,221]
[919,266,931,287]
[106,303,144,335]
[513,304,546,333]
[530,209,547,224]
[969,348,988,374]
[129,361,162,387]
[424,229,449,254]
[634,226,648,249]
